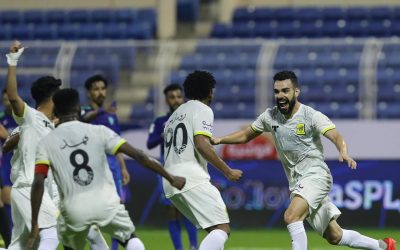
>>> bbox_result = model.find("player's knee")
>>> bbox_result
[283,210,301,225]
[323,229,342,245]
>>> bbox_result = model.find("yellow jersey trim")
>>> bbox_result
[194,131,212,138]
[12,102,27,120]
[251,124,262,133]
[112,139,127,155]
[35,160,50,166]
[322,125,336,135]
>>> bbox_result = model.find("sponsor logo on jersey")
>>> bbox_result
[296,123,305,135]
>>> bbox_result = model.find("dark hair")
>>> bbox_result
[84,74,108,90]
[52,88,80,117]
[2,88,6,95]
[183,70,216,100]
[273,70,299,88]
[31,76,62,106]
[163,84,182,95]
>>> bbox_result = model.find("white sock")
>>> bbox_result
[87,226,109,250]
[38,227,59,250]
[126,237,145,250]
[287,221,307,250]
[199,229,228,250]
[338,229,380,250]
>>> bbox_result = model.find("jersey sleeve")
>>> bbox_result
[12,103,34,125]
[312,111,336,135]
[147,117,163,149]
[251,110,271,133]
[100,126,126,155]
[193,107,214,138]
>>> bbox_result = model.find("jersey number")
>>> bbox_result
[165,123,188,159]
[69,149,94,186]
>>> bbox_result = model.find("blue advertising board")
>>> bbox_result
[124,160,399,228]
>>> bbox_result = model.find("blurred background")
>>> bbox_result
[0,0,399,248]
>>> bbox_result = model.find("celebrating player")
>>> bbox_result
[163,70,242,250]
[212,70,396,250]
[28,88,186,250]
[147,83,198,250]
[3,41,60,249]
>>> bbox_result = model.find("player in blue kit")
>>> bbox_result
[147,84,198,250]
[81,74,130,250]
[0,89,17,247]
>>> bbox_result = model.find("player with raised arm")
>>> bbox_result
[27,89,186,250]
[2,41,61,250]
[147,84,197,250]
[163,70,242,250]
[212,71,396,250]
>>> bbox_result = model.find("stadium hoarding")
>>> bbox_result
[125,159,399,228]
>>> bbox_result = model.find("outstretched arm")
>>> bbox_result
[116,143,185,189]
[194,134,242,181]
[27,172,46,248]
[212,126,261,145]
[6,41,25,117]
[3,132,19,153]
[324,129,357,169]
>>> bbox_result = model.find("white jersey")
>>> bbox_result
[11,103,54,188]
[35,120,126,231]
[251,104,336,191]
[163,100,214,197]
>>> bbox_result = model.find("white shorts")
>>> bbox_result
[291,175,341,235]
[58,204,135,250]
[9,186,58,250]
[169,182,230,229]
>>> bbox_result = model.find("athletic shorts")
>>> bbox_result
[1,153,13,187]
[158,175,172,206]
[8,186,58,250]
[107,155,123,197]
[58,204,135,250]
[169,182,230,229]
[291,174,341,235]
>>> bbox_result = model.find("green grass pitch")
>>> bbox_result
[2,228,396,249]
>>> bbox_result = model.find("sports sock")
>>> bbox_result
[0,206,11,247]
[5,204,12,227]
[338,229,380,249]
[287,221,307,250]
[38,227,59,250]
[87,226,108,250]
[199,229,228,250]
[126,237,145,250]
[183,217,198,249]
[112,238,119,250]
[168,219,183,250]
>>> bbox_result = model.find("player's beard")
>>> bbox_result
[276,95,296,115]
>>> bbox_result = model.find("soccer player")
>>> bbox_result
[81,74,130,250]
[147,83,198,250]
[163,70,242,250]
[28,88,186,250]
[4,41,60,249]
[0,88,19,247]
[211,71,396,250]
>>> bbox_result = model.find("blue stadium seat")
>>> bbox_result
[103,23,126,39]
[321,7,345,20]
[91,9,114,23]
[234,7,254,22]
[369,7,391,20]
[254,8,274,21]
[57,24,79,39]
[211,24,233,38]
[1,11,21,24]
[295,8,322,21]
[377,102,400,119]
[45,10,67,23]
[78,23,103,39]
[68,9,90,23]
[10,25,33,40]
[126,22,153,39]
[115,9,138,23]
[23,10,44,23]
[346,7,369,20]
[177,0,199,22]
[33,24,57,39]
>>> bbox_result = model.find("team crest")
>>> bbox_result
[296,123,306,135]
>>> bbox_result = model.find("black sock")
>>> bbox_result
[0,206,11,247]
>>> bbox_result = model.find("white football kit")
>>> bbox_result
[35,120,134,249]
[163,100,229,229]
[8,103,58,250]
[251,104,341,235]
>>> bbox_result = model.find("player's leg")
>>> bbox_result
[166,205,183,250]
[324,220,395,250]
[170,183,229,250]
[102,204,144,250]
[182,214,198,250]
[284,195,309,250]
[87,225,108,250]
[0,184,11,247]
[2,159,13,226]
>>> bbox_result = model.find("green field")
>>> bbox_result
[1,228,397,249]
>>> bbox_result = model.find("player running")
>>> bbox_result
[212,70,396,250]
[163,70,242,250]
[147,83,198,250]
[28,88,186,250]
